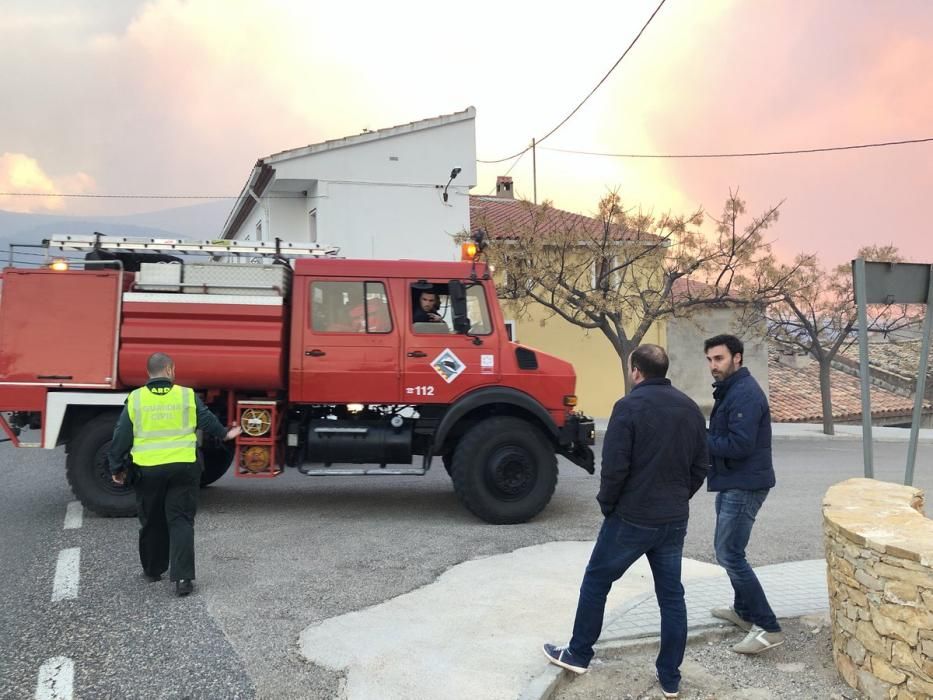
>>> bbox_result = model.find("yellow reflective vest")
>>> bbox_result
[127,384,198,466]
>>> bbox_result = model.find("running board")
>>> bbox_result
[298,466,426,476]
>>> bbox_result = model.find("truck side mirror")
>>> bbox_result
[448,280,471,334]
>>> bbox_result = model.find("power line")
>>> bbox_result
[7,250,83,259]
[0,178,464,201]
[477,0,667,164]
[484,151,527,195]
[0,192,239,200]
[540,136,933,159]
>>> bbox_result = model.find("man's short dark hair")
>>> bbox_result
[704,334,744,362]
[629,344,669,379]
[147,352,174,377]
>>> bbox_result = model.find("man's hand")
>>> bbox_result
[427,312,442,322]
[112,470,127,485]
[225,426,243,441]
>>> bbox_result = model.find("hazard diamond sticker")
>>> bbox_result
[431,349,466,384]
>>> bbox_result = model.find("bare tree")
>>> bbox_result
[474,190,801,392]
[767,245,915,435]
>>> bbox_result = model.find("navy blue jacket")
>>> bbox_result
[706,367,776,492]
[598,378,709,525]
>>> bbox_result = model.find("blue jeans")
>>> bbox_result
[569,515,688,689]
[714,488,780,632]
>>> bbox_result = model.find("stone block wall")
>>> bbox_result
[824,478,933,699]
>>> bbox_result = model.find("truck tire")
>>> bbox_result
[65,412,136,518]
[450,416,557,524]
[200,442,233,487]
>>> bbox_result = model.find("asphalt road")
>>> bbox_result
[0,436,930,698]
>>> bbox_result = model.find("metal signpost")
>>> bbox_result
[852,259,933,485]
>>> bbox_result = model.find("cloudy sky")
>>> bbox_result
[2,0,931,266]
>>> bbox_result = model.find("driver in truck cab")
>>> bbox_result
[412,289,442,323]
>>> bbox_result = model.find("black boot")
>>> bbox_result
[175,579,194,597]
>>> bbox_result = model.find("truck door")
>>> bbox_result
[402,279,501,403]
[298,279,400,404]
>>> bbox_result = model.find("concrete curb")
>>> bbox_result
[516,665,563,700]
[591,421,933,444]
[520,625,732,700]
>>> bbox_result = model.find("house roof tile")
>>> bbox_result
[468,195,651,242]
[769,351,928,423]
[839,339,933,384]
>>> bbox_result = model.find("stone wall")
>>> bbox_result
[823,478,933,699]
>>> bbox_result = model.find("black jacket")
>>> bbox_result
[598,378,709,525]
[706,367,775,492]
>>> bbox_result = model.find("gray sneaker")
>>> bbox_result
[732,625,785,654]
[711,606,753,631]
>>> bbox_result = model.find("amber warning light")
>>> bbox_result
[461,242,478,260]
[49,259,69,271]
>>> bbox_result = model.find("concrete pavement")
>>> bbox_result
[523,560,830,700]
[593,419,933,443]
[299,424,918,699]
[297,543,722,700]
[601,559,828,641]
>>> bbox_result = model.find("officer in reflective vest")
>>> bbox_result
[109,352,241,597]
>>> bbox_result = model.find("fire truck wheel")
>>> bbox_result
[200,443,233,487]
[450,416,557,524]
[65,413,136,518]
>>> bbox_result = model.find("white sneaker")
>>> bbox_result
[732,625,785,654]
[711,606,753,632]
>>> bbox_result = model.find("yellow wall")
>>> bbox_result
[502,301,665,418]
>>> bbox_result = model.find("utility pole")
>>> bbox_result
[532,138,537,205]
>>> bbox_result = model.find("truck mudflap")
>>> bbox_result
[557,414,596,474]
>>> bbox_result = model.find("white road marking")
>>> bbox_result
[34,656,74,700]
[63,502,83,530]
[51,548,80,602]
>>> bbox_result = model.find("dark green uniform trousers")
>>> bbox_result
[133,461,201,581]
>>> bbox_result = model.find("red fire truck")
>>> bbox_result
[0,235,594,524]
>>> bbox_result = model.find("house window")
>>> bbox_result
[255,221,263,242]
[309,209,317,243]
[504,320,517,342]
[592,255,618,291]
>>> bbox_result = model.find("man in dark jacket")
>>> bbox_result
[704,334,784,654]
[544,344,708,698]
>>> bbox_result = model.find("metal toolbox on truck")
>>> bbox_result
[182,263,291,297]
[136,262,182,292]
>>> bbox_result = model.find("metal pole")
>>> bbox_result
[905,264,933,486]
[532,138,537,205]
[854,258,874,478]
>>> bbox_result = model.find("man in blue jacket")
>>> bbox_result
[704,334,784,654]
[544,344,708,698]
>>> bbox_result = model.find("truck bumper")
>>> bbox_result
[557,414,596,474]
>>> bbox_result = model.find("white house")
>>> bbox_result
[222,107,476,260]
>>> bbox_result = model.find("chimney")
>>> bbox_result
[496,176,514,199]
